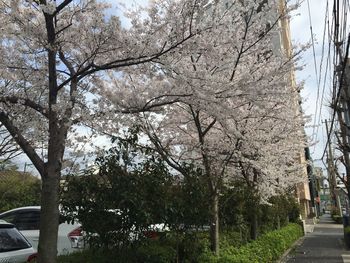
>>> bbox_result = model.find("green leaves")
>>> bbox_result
[199,223,303,263]
[0,170,41,213]
[61,130,210,248]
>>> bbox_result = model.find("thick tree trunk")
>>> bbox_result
[209,192,219,255]
[37,121,66,263]
[37,173,60,263]
[0,113,63,263]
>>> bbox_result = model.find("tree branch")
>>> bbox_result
[57,33,195,91]
[0,96,49,118]
[54,0,73,16]
[0,112,45,176]
[202,119,217,137]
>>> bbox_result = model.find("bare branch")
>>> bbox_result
[54,0,73,16]
[0,112,45,175]
[57,33,196,91]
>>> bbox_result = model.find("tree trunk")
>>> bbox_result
[37,168,61,263]
[37,122,66,263]
[347,183,350,210]
[250,206,258,240]
[277,214,280,230]
[209,192,219,255]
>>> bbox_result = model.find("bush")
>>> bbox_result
[344,226,350,249]
[0,170,41,212]
[345,226,350,234]
[332,215,343,224]
[61,131,210,250]
[58,242,176,263]
[220,229,245,249]
[136,241,176,263]
[199,223,303,263]
[58,224,302,263]
[58,249,125,263]
[330,208,343,224]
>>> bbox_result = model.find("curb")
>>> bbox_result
[276,236,305,263]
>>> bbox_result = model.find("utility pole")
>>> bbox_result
[331,0,350,215]
[324,119,342,215]
[329,58,350,219]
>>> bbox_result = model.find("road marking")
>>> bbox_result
[342,254,350,262]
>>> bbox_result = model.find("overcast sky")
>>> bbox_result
[290,0,332,171]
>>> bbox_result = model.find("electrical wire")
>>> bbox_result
[307,0,321,143]
[321,0,350,161]
[321,33,350,160]
[312,0,330,154]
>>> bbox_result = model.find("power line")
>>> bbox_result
[321,33,350,160]
[312,0,330,154]
[321,0,350,160]
[307,0,321,143]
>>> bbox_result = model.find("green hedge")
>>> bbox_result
[58,224,302,263]
[199,223,303,263]
[58,243,176,263]
[136,241,176,263]
[332,215,343,224]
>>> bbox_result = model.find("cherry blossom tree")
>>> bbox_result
[100,0,307,254]
[232,105,306,240]
[0,0,205,262]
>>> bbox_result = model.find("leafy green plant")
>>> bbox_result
[58,224,303,263]
[0,170,41,212]
[344,226,350,249]
[344,226,350,234]
[136,241,176,263]
[199,223,303,263]
[332,215,343,224]
[61,129,210,251]
[57,249,134,263]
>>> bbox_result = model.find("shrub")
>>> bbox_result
[345,226,350,234]
[220,229,245,249]
[58,224,302,263]
[332,215,343,224]
[58,242,176,263]
[61,131,210,250]
[331,207,339,217]
[136,241,176,263]
[0,170,41,212]
[57,249,132,263]
[199,223,303,263]
[344,226,350,249]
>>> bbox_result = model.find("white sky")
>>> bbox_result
[290,0,332,172]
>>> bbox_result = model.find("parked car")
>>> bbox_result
[0,220,37,263]
[0,207,84,255]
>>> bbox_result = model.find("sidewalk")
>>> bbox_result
[283,214,350,263]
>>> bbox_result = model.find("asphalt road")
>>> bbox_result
[285,214,350,263]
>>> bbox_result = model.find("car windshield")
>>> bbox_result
[0,227,31,252]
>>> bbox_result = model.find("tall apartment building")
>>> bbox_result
[277,0,312,219]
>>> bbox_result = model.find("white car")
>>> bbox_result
[0,207,84,256]
[0,220,37,263]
